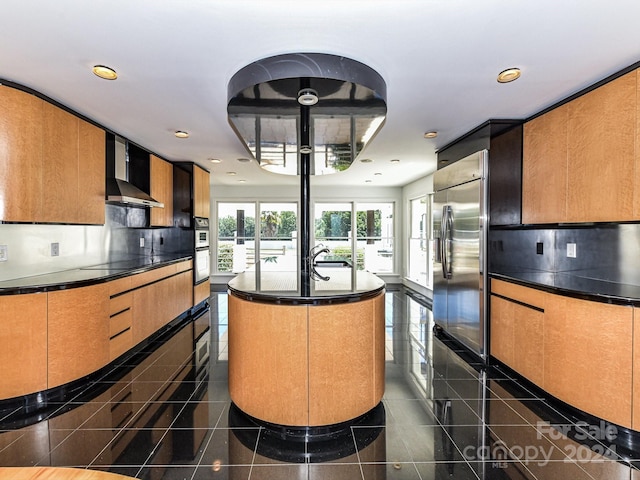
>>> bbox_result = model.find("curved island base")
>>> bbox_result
[227,271,385,427]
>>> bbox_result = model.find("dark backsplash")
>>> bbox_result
[489,224,640,285]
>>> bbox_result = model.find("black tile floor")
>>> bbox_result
[1,285,639,479]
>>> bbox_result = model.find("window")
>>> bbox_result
[408,195,429,287]
[314,201,394,273]
[216,202,297,273]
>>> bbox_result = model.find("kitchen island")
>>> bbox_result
[227,268,385,427]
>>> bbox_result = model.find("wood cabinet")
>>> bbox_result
[490,280,546,386]
[522,104,568,224]
[632,307,640,429]
[0,87,44,221]
[522,70,637,224]
[0,85,105,224]
[543,294,632,427]
[193,164,210,218]
[491,278,634,428]
[228,291,385,427]
[149,154,174,226]
[47,284,110,389]
[0,293,48,398]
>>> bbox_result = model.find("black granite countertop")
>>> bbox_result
[228,268,385,305]
[0,253,193,295]
[490,268,640,306]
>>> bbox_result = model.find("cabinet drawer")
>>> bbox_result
[130,264,178,290]
[177,260,192,273]
[110,292,132,316]
[110,309,132,338]
[109,328,133,361]
[491,279,546,309]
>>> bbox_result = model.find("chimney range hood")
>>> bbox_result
[106,134,164,208]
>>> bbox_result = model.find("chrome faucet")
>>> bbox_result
[309,244,330,281]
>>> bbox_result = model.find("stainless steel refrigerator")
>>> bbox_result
[432,150,487,360]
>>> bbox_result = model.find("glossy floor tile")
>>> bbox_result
[0,285,638,479]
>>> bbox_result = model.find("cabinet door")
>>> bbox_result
[0,87,43,221]
[150,154,174,226]
[566,71,636,222]
[490,288,544,386]
[47,284,110,388]
[634,307,640,429]
[0,293,48,399]
[522,104,568,224]
[544,295,632,427]
[77,120,105,224]
[193,165,210,218]
[41,102,79,223]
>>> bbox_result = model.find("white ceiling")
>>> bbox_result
[2,1,640,188]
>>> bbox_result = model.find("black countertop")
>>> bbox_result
[0,253,192,295]
[228,269,385,305]
[490,268,640,306]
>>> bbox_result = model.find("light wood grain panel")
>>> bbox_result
[176,260,192,273]
[0,293,48,399]
[634,308,640,429]
[491,279,547,308]
[108,276,132,296]
[567,71,636,222]
[228,295,309,426]
[522,104,568,224]
[109,292,132,316]
[193,165,210,219]
[129,264,177,290]
[110,328,133,361]
[150,155,173,226]
[636,69,640,219]
[41,102,79,223]
[0,87,43,221]
[512,302,544,386]
[77,120,105,224]
[194,280,210,306]
[544,295,633,427]
[110,309,132,337]
[0,468,133,480]
[373,292,386,404]
[489,295,515,366]
[308,295,384,426]
[47,284,110,389]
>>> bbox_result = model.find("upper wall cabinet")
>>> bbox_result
[0,86,105,224]
[194,164,210,219]
[149,154,174,227]
[522,70,637,224]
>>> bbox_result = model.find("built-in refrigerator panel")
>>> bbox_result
[432,150,487,360]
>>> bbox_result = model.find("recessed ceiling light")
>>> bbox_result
[174,131,189,138]
[92,65,117,80]
[360,158,373,163]
[365,179,372,183]
[374,172,382,176]
[299,145,313,154]
[424,131,438,139]
[390,159,400,163]
[227,171,237,176]
[237,158,251,163]
[497,68,521,83]
[209,158,222,164]
[238,179,246,183]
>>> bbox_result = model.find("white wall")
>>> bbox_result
[401,174,434,297]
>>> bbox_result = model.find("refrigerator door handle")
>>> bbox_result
[440,205,448,279]
[441,205,453,279]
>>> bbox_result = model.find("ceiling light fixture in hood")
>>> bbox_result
[106,135,164,208]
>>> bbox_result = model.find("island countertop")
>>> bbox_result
[227,268,385,305]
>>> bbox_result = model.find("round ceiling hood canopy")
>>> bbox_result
[227,53,387,176]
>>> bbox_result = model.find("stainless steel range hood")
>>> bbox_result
[106,135,164,208]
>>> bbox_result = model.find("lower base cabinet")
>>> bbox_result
[490,279,634,429]
[0,260,194,401]
[47,284,110,389]
[0,293,48,399]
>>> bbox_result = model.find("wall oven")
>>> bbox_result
[194,217,210,284]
